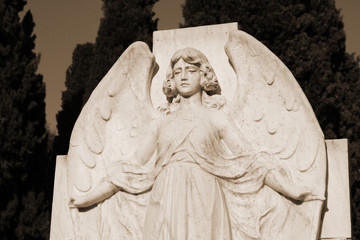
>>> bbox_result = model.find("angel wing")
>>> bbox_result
[224,30,326,239]
[66,41,159,239]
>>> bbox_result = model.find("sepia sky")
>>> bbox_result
[24,0,359,133]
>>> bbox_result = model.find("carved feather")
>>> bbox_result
[67,41,158,194]
[224,29,326,240]
[224,30,326,239]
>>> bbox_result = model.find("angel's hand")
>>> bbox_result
[69,181,120,210]
[295,186,326,202]
[68,195,89,209]
[299,190,326,202]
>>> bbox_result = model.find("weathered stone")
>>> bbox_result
[50,23,351,240]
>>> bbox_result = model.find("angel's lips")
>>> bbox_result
[181,83,190,86]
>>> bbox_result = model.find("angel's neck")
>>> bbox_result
[178,92,202,112]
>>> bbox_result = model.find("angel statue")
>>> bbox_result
[67,29,326,240]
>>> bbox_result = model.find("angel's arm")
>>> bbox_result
[214,110,254,154]
[69,181,118,208]
[69,119,160,208]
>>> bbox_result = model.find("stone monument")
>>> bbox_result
[50,23,351,239]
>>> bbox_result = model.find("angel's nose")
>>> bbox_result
[181,71,188,80]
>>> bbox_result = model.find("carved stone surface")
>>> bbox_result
[50,140,351,239]
[50,156,73,239]
[321,139,351,239]
[49,23,346,240]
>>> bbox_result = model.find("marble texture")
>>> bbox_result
[50,139,352,239]
[50,156,73,239]
[49,23,338,239]
[223,27,326,239]
[321,139,351,239]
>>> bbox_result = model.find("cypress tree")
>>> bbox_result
[0,0,50,238]
[182,0,360,237]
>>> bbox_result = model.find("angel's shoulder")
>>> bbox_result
[145,116,165,136]
[205,108,231,129]
[206,108,228,120]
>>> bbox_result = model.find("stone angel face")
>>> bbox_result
[173,58,202,97]
[163,47,222,100]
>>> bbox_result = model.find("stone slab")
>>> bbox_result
[320,139,351,239]
[50,155,74,239]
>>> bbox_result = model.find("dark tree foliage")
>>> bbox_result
[182,0,360,237]
[0,0,50,239]
[55,0,158,156]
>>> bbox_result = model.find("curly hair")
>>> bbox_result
[161,48,224,112]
